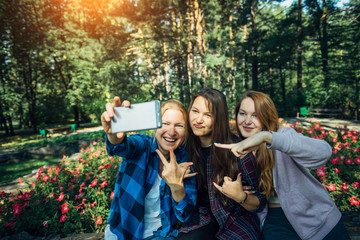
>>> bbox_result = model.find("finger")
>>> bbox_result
[113,96,121,107]
[184,172,198,179]
[214,143,238,149]
[155,149,168,166]
[106,102,114,118]
[102,112,111,122]
[243,185,252,191]
[231,149,241,157]
[122,100,131,108]
[224,176,232,183]
[245,190,256,195]
[212,182,223,193]
[179,162,193,170]
[235,173,242,182]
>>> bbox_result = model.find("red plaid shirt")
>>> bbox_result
[179,152,266,240]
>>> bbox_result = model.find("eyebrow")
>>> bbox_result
[192,106,213,114]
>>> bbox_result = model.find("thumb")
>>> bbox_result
[214,143,237,150]
[235,173,242,183]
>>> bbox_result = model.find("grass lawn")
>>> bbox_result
[0,157,60,185]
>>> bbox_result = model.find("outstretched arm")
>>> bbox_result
[215,131,273,157]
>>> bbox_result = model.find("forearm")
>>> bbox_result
[238,194,260,211]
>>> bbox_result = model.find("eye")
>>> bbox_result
[176,124,185,129]
[162,122,169,126]
[252,114,257,119]
[239,112,246,117]
[191,109,199,113]
[205,113,212,118]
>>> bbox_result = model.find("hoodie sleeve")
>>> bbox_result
[269,127,332,169]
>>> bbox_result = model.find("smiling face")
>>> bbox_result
[237,97,263,138]
[155,109,186,157]
[189,96,214,147]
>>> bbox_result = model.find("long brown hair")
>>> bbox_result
[234,91,279,198]
[187,88,238,204]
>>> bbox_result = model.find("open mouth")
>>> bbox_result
[164,137,177,143]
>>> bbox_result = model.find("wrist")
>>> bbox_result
[239,192,248,204]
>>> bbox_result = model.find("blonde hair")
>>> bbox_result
[235,91,279,198]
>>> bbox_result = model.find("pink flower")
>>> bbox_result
[43,221,48,228]
[334,168,341,173]
[19,177,23,183]
[350,196,360,206]
[95,216,102,226]
[110,191,114,200]
[355,157,360,164]
[100,181,108,188]
[51,177,58,183]
[327,184,336,191]
[345,159,353,165]
[316,167,326,177]
[42,174,50,183]
[90,180,98,187]
[341,183,349,191]
[60,215,67,222]
[353,182,359,189]
[61,202,69,214]
[56,192,64,201]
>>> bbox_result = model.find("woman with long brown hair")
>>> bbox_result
[216,90,350,240]
[178,88,266,240]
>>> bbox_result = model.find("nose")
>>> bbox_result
[168,125,176,136]
[196,114,204,123]
[244,115,252,124]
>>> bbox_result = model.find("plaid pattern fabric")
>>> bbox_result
[106,134,197,240]
[180,152,266,240]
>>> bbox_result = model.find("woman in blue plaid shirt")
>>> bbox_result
[101,97,197,240]
[178,88,266,240]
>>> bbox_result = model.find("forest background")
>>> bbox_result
[0,0,359,136]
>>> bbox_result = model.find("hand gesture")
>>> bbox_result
[156,149,196,202]
[214,131,272,157]
[213,173,247,204]
[101,96,130,144]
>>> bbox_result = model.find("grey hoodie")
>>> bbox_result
[258,127,341,240]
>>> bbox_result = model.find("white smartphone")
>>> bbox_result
[111,100,162,133]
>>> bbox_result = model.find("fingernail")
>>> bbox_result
[214,143,219,145]
[212,182,215,185]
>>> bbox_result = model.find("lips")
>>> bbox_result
[193,124,204,129]
[164,137,176,143]
[241,126,253,132]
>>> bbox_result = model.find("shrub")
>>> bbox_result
[0,122,359,237]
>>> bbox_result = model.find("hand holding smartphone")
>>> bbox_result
[110,100,162,133]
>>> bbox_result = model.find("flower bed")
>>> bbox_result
[0,121,359,237]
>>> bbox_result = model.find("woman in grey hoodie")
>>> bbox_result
[215,91,350,240]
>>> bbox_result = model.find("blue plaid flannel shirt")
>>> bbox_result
[179,152,266,240]
[106,134,197,240]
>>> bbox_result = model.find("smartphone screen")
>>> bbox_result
[111,100,162,133]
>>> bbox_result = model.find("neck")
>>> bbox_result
[200,136,212,148]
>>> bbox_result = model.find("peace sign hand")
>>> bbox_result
[156,149,196,202]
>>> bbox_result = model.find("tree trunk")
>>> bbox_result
[250,1,259,90]
[297,0,303,109]
[74,105,80,127]
[320,0,329,88]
